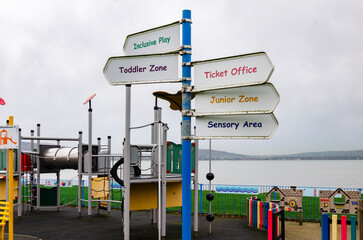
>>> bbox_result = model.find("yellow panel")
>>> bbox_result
[91,177,109,199]
[166,182,182,208]
[130,183,157,211]
[0,178,18,201]
[130,181,182,211]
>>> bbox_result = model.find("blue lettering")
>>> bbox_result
[206,121,239,130]
[243,121,263,128]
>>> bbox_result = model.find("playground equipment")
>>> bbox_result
[247,196,285,240]
[266,186,303,224]
[319,188,360,214]
[319,189,361,240]
[0,93,198,240]
[0,201,9,240]
[321,214,357,240]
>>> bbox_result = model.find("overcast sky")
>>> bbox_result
[1,0,363,155]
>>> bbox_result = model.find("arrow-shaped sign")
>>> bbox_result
[123,21,181,56]
[194,83,279,116]
[103,53,179,85]
[193,52,274,92]
[195,113,278,139]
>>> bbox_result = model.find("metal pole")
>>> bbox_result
[56,171,60,211]
[152,103,161,224]
[78,131,82,217]
[17,128,22,217]
[107,136,111,214]
[193,126,199,236]
[181,9,192,240]
[88,103,92,218]
[30,130,34,212]
[6,149,8,202]
[161,123,167,238]
[7,116,14,240]
[36,124,40,210]
[97,137,101,214]
[157,121,162,240]
[208,139,212,234]
[8,148,14,240]
[124,85,131,240]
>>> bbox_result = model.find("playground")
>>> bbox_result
[1,8,363,240]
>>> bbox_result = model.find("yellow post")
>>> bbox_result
[257,201,260,229]
[332,214,337,240]
[8,116,14,240]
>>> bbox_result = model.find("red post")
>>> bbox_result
[268,209,273,240]
[249,199,253,226]
[341,215,347,240]
[260,202,263,229]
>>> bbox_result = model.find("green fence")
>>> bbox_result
[24,183,361,222]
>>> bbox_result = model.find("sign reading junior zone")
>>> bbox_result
[195,83,280,116]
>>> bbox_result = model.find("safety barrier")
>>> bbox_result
[321,214,357,240]
[247,197,285,240]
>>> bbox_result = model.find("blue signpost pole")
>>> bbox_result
[181,9,192,240]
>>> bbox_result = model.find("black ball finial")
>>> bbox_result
[206,214,215,222]
[206,193,214,201]
[206,172,214,181]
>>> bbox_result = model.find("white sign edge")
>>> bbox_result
[193,83,280,116]
[193,113,279,139]
[191,51,274,92]
[123,21,181,56]
[192,51,272,66]
[103,52,180,86]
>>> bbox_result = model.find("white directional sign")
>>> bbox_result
[103,53,179,85]
[0,125,19,149]
[195,83,280,116]
[124,21,181,56]
[195,114,278,139]
[193,52,274,91]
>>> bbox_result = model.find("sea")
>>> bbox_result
[43,159,363,190]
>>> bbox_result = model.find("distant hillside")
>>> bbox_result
[21,141,363,160]
[198,149,363,160]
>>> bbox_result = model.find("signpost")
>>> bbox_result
[124,21,181,56]
[195,114,278,139]
[103,9,279,240]
[193,52,274,91]
[194,83,279,116]
[103,53,179,85]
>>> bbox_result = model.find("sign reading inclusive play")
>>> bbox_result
[195,83,280,116]
[123,21,181,56]
[195,114,278,139]
[103,53,179,85]
[193,52,274,91]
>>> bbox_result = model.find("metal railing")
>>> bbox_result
[35,180,362,221]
